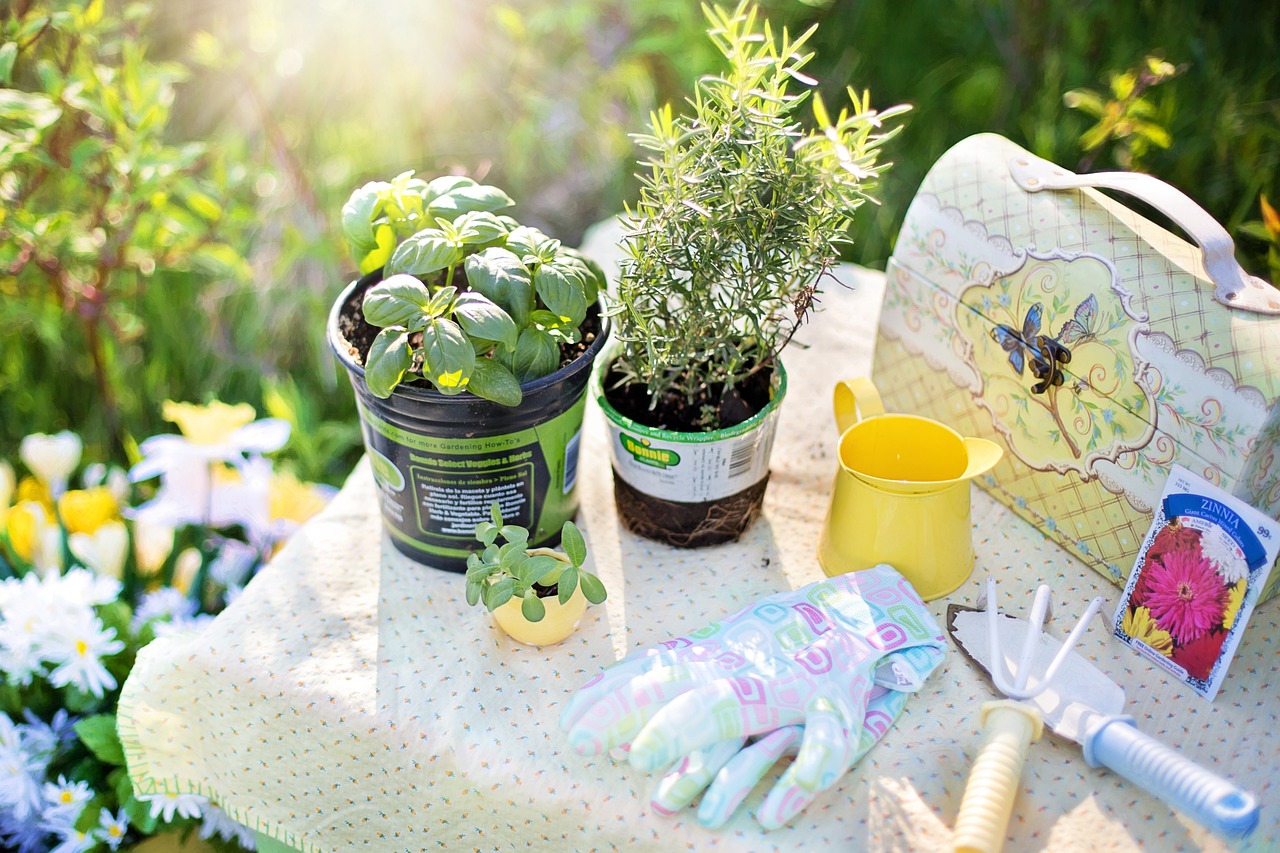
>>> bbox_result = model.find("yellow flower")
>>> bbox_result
[7,500,51,564]
[269,471,330,526]
[57,487,119,535]
[163,400,256,445]
[16,477,53,511]
[1222,580,1247,630]
[1122,606,1174,656]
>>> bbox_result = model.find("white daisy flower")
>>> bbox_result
[96,806,129,850]
[49,826,95,853]
[1201,533,1249,584]
[0,715,43,820]
[44,612,125,699]
[199,802,257,847]
[132,587,198,631]
[42,774,93,823]
[55,568,122,609]
[140,789,208,823]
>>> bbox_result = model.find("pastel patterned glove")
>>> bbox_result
[561,564,946,828]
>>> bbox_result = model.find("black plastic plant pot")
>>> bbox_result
[595,355,787,548]
[328,272,609,572]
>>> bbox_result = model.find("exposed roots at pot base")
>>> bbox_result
[612,472,769,548]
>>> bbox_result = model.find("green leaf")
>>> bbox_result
[499,524,530,547]
[535,263,588,326]
[465,248,534,327]
[74,714,125,765]
[474,520,498,545]
[423,175,476,202]
[427,285,457,317]
[358,224,396,275]
[454,292,518,351]
[341,181,387,257]
[504,225,560,264]
[450,211,509,245]
[578,571,607,605]
[512,327,559,383]
[362,274,432,329]
[490,502,503,526]
[123,790,159,834]
[521,592,546,622]
[485,576,516,610]
[467,357,523,407]
[421,316,475,393]
[561,521,587,567]
[364,328,413,398]
[0,43,18,85]
[386,229,461,277]
[526,554,561,581]
[465,578,483,607]
[437,183,515,216]
[557,567,579,604]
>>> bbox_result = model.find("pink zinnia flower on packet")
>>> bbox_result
[1144,547,1228,645]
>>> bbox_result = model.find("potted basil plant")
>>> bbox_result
[600,1,908,546]
[330,172,609,570]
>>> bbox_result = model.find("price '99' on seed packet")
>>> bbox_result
[1112,465,1280,701]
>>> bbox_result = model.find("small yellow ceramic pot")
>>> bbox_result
[490,586,588,646]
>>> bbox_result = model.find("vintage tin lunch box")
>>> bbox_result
[873,133,1280,600]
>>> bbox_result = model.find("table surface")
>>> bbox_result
[119,225,1278,853]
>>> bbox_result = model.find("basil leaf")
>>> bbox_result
[386,229,462,277]
[423,175,476,202]
[467,357,523,407]
[504,225,560,265]
[454,291,518,351]
[534,263,588,326]
[362,274,432,329]
[340,181,388,256]
[358,224,396,275]
[512,327,559,383]
[364,328,413,398]
[464,248,533,328]
[427,285,457,318]
[450,211,509,246]
[421,316,475,394]
[446,183,515,215]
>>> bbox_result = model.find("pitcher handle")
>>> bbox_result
[833,378,885,435]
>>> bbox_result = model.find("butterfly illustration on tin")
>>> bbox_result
[990,302,1044,376]
[991,301,1073,393]
[1056,293,1100,345]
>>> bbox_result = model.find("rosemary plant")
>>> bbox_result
[611,1,909,429]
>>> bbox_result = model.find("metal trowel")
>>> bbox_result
[947,591,1259,844]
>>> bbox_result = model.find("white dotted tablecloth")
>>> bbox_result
[118,241,1278,852]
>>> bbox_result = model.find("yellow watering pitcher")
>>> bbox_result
[817,378,1003,600]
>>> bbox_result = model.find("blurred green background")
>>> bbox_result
[3,0,1277,485]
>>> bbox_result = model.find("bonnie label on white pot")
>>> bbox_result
[602,409,780,503]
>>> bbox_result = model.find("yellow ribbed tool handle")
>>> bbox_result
[953,699,1044,853]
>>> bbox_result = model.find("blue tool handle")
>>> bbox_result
[1082,715,1258,839]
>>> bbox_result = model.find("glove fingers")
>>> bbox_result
[650,737,744,817]
[566,661,716,755]
[792,701,855,792]
[697,725,804,829]
[629,676,790,772]
[757,767,819,832]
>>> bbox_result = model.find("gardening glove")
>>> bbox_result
[650,680,919,830]
[561,565,946,826]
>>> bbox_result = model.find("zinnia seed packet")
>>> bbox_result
[1113,465,1280,701]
